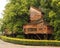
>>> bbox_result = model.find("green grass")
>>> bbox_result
[0,36,60,46]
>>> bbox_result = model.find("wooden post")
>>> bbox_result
[44,34,48,40]
[36,34,41,40]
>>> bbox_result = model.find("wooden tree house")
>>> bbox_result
[23,7,53,40]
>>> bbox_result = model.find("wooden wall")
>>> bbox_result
[23,23,53,34]
[30,7,43,21]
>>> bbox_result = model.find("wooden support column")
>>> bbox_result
[36,34,41,40]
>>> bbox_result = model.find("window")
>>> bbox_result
[39,28,42,30]
[28,28,37,32]
[48,27,50,30]
[24,28,26,32]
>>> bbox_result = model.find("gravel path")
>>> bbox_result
[0,40,60,48]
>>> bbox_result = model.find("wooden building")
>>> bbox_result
[23,7,53,39]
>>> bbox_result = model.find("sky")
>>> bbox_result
[0,0,8,18]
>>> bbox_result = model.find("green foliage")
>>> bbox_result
[2,0,41,36]
[55,30,60,40]
[16,35,24,38]
[49,11,56,18]
[1,0,60,40]
[2,0,29,34]
[48,0,60,40]
[40,0,60,40]
[0,36,60,46]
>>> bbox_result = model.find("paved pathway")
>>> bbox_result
[0,40,60,48]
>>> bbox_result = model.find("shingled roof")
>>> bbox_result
[30,6,45,15]
[24,6,49,25]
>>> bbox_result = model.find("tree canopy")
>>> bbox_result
[1,0,60,40]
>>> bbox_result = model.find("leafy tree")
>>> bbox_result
[2,0,29,35]
[2,0,60,40]
[40,0,60,40]
[2,0,40,36]
[48,0,60,40]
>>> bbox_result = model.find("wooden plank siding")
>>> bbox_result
[23,24,37,34]
[30,6,43,21]
[23,7,53,34]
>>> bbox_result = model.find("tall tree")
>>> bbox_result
[2,0,40,35]
[2,0,60,40]
[49,0,60,40]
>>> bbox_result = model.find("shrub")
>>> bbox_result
[16,35,25,39]
[0,36,60,46]
[55,31,60,40]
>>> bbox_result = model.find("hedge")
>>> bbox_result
[0,36,60,46]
